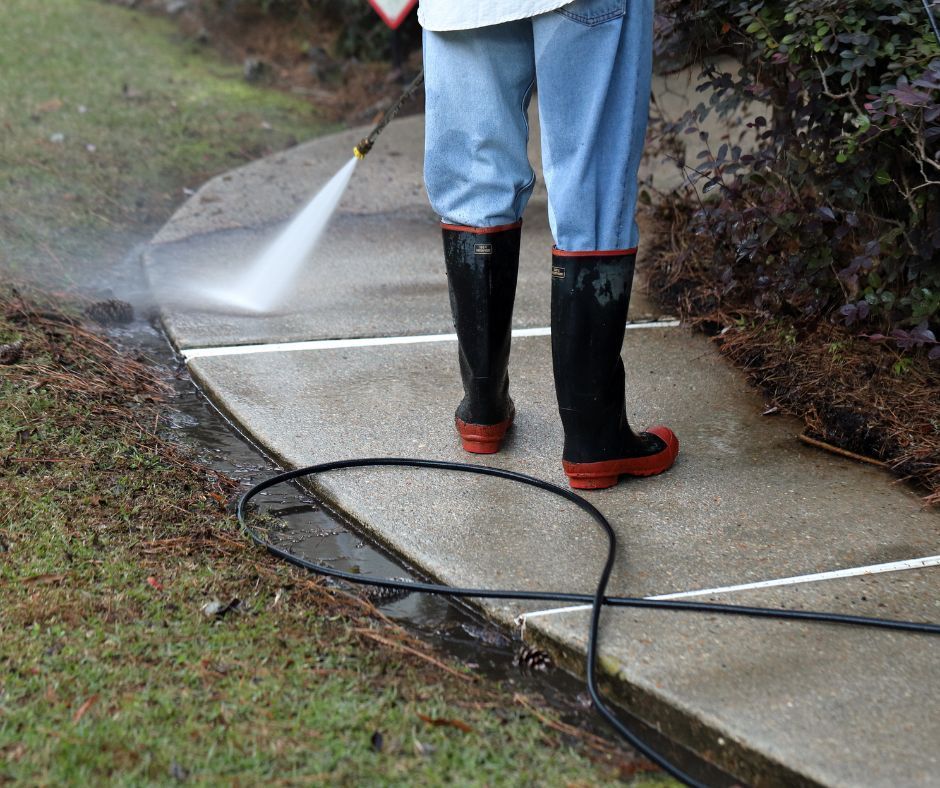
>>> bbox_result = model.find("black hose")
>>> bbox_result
[237,457,940,787]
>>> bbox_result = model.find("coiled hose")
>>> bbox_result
[238,457,940,787]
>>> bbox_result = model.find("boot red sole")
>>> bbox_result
[562,426,679,489]
[455,415,514,454]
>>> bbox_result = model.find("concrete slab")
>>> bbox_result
[186,330,940,786]
[144,112,661,350]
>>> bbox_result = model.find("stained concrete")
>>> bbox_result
[146,69,939,786]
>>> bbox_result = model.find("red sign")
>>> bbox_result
[367,0,417,29]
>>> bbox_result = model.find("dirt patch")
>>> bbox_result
[642,201,940,505]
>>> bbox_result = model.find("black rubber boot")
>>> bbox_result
[443,222,521,453]
[550,249,678,489]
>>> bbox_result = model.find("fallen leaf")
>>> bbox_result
[35,98,63,113]
[201,599,223,617]
[0,340,23,365]
[73,694,98,723]
[416,712,474,733]
[200,598,241,618]
[146,576,164,591]
[21,572,68,586]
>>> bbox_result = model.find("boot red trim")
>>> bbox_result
[455,413,514,454]
[442,221,523,234]
[552,246,638,257]
[562,426,679,489]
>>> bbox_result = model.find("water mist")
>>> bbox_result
[198,156,358,314]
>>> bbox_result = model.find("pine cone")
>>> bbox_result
[514,644,554,674]
[0,339,23,365]
[85,299,134,326]
[361,578,413,605]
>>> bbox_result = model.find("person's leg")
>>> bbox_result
[533,1,678,487]
[532,0,652,251]
[423,24,536,453]
[423,23,536,228]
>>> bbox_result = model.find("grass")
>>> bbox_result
[0,0,326,286]
[0,2,673,784]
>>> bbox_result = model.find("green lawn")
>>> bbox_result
[0,0,324,285]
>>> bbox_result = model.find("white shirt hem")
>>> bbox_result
[418,0,574,31]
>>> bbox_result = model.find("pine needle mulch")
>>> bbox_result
[641,205,940,506]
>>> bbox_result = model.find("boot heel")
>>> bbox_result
[566,473,619,490]
[460,436,502,454]
[456,413,513,455]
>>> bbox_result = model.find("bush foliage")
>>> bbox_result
[652,0,940,358]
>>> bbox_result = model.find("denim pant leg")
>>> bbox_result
[533,0,654,251]
[422,24,537,228]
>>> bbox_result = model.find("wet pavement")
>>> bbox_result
[144,67,940,787]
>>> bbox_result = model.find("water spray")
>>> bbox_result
[197,70,425,315]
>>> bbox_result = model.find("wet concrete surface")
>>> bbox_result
[185,330,940,787]
[132,316,736,786]
[145,81,940,786]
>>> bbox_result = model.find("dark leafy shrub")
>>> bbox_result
[651,0,940,359]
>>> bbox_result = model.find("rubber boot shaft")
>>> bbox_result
[551,251,665,464]
[443,224,520,427]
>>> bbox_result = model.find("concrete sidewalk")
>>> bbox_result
[145,71,940,786]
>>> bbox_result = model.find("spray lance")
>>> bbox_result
[353,69,425,160]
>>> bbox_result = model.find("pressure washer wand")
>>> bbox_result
[353,69,425,160]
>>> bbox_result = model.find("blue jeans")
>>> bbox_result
[423,0,654,252]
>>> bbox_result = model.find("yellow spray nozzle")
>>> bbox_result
[353,137,372,160]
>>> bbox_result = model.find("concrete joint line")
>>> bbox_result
[180,320,681,361]
[514,554,940,628]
